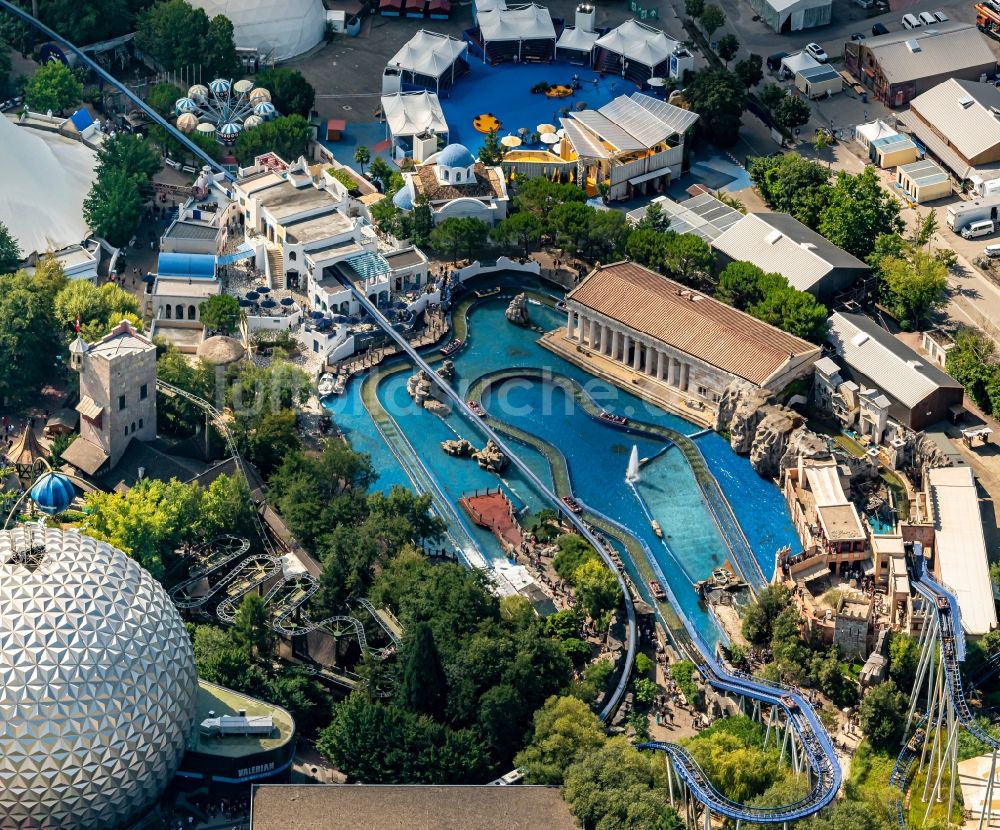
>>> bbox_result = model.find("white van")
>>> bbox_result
[901,12,922,28]
[962,219,995,239]
[918,11,937,25]
[985,244,1000,258]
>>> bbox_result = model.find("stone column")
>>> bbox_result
[633,342,643,371]
[612,329,623,361]
[680,363,690,392]
[656,351,665,380]
[566,309,575,339]
[602,325,613,356]
[622,334,632,366]
[577,314,587,344]
[589,318,598,349]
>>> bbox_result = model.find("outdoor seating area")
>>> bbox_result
[473,113,502,133]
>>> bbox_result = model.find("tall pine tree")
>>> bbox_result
[398,621,448,719]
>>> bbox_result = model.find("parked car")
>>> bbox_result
[854,0,875,7]
[815,126,838,145]
[766,51,788,72]
[850,31,866,41]
[962,219,996,239]
[933,9,948,21]
[985,244,1000,258]
[872,22,889,35]
[805,42,828,62]
[918,10,937,25]
[901,12,921,28]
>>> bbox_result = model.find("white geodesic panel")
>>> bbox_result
[190,0,326,61]
[0,527,197,830]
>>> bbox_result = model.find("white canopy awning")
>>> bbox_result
[780,50,820,76]
[388,30,468,80]
[479,4,555,42]
[381,92,449,139]
[594,19,678,68]
[556,25,599,53]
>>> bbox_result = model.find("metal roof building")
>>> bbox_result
[826,312,964,430]
[711,212,870,301]
[897,78,1000,182]
[749,0,830,33]
[895,158,952,204]
[927,466,997,635]
[843,22,997,108]
[626,193,743,242]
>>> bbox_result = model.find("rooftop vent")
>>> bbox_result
[905,39,921,52]
[765,229,783,245]
[851,331,870,347]
[959,95,975,109]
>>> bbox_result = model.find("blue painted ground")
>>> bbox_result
[325,285,800,641]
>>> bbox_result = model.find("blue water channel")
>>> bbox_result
[325,285,799,640]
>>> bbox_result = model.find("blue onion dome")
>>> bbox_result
[253,101,276,119]
[31,473,75,515]
[175,97,198,114]
[209,78,231,96]
[438,143,476,168]
[393,185,414,210]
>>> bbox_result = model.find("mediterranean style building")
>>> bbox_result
[562,262,820,403]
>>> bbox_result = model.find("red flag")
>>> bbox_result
[75,314,80,334]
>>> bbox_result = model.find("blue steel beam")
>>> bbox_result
[0,0,233,180]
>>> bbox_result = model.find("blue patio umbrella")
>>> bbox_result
[238,298,253,307]
[255,285,271,294]
[310,310,326,320]
[245,290,260,301]
[261,297,278,310]
[31,472,75,515]
[330,314,348,323]
[279,296,295,306]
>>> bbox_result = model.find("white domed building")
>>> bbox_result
[0,526,197,830]
[189,0,327,62]
[393,142,509,226]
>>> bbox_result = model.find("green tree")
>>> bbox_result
[204,13,240,77]
[24,59,82,113]
[684,0,705,16]
[887,632,920,690]
[429,217,464,262]
[0,270,61,404]
[742,583,791,644]
[514,177,585,218]
[699,4,725,38]
[354,145,371,174]
[368,156,393,192]
[549,201,593,253]
[398,621,449,719]
[254,67,315,117]
[232,593,275,662]
[553,534,597,581]
[625,228,669,271]
[564,737,678,830]
[0,221,21,274]
[716,261,770,309]
[54,277,140,337]
[663,232,715,286]
[772,93,811,133]
[478,127,504,166]
[734,54,763,88]
[233,114,312,166]
[191,624,263,692]
[858,680,907,750]
[879,248,948,330]
[717,32,739,64]
[136,0,237,76]
[915,209,938,247]
[747,153,829,225]
[491,212,542,257]
[748,285,828,342]
[33,0,140,43]
[946,327,998,410]
[147,81,181,117]
[84,478,202,578]
[682,721,779,803]
[813,129,833,169]
[817,167,903,259]
[573,558,622,621]
[636,200,670,232]
[156,346,217,435]
[199,293,241,334]
[684,67,747,147]
[83,167,145,247]
[585,209,630,262]
[199,473,257,541]
[96,133,162,185]
[515,695,607,784]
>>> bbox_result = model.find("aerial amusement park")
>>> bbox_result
[173,78,277,144]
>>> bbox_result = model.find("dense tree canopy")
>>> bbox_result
[254,68,316,117]
[684,67,747,147]
[515,695,606,784]
[54,280,141,339]
[0,267,62,404]
[0,221,21,274]
[199,293,241,334]
[859,681,907,751]
[24,59,82,113]
[135,0,239,77]
[233,114,312,166]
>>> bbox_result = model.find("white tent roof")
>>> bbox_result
[189,0,325,61]
[557,25,599,53]
[381,92,449,139]
[388,30,468,80]
[780,50,820,75]
[594,19,678,68]
[855,119,898,144]
[0,116,96,257]
[479,4,555,42]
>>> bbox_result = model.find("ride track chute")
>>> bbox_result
[334,273,844,824]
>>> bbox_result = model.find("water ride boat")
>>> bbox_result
[439,339,464,356]
[648,579,667,601]
[317,373,336,397]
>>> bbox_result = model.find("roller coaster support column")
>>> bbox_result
[979,748,998,830]
[763,704,779,750]
[923,685,959,827]
[907,610,940,731]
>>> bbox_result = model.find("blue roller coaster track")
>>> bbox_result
[337,274,844,823]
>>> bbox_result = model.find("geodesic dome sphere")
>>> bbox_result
[0,527,197,830]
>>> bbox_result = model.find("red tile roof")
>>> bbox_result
[567,261,818,385]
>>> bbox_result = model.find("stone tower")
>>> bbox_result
[67,320,157,472]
